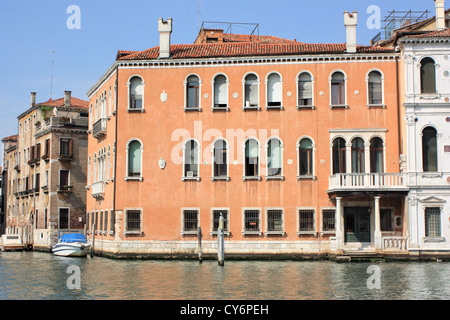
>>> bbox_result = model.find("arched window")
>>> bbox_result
[420,58,436,94]
[213,139,228,177]
[299,138,313,176]
[370,137,384,173]
[332,138,346,174]
[129,76,144,109]
[186,75,200,109]
[351,138,365,173]
[422,127,437,172]
[244,74,259,107]
[267,138,282,176]
[128,140,142,177]
[184,140,199,177]
[267,73,282,107]
[213,75,228,109]
[368,71,383,105]
[245,139,259,177]
[298,73,313,106]
[331,72,346,105]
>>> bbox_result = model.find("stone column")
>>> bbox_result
[374,196,382,250]
[335,197,343,252]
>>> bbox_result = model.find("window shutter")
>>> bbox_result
[68,139,73,155]
[268,74,282,104]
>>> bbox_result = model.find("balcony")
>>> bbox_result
[57,185,73,193]
[328,173,408,193]
[58,153,73,161]
[91,181,105,200]
[92,118,107,138]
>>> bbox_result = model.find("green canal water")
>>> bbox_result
[0,251,449,300]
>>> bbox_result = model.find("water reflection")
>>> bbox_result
[0,252,449,300]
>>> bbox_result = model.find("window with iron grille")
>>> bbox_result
[244,209,260,232]
[183,210,199,232]
[212,209,229,232]
[267,209,283,232]
[322,209,335,232]
[299,209,315,232]
[425,207,441,237]
[126,210,141,232]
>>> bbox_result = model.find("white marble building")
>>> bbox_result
[399,3,450,254]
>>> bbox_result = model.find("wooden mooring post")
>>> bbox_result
[90,223,95,258]
[218,214,224,266]
[198,226,203,263]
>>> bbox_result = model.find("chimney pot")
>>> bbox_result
[31,92,36,107]
[64,91,71,107]
[158,18,173,59]
[435,0,446,31]
[344,11,358,54]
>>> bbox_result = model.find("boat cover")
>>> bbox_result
[58,233,88,243]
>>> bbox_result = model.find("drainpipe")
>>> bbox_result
[113,66,118,238]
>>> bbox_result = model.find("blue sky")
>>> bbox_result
[0,0,439,152]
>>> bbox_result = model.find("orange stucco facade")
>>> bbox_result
[86,24,408,257]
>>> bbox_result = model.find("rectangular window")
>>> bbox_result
[243,209,260,233]
[182,209,199,232]
[35,173,40,190]
[99,211,103,232]
[60,138,73,157]
[44,208,48,229]
[212,209,229,232]
[126,210,142,233]
[322,209,336,232]
[44,139,50,159]
[59,208,69,229]
[267,209,283,232]
[299,209,315,232]
[59,170,70,187]
[425,207,441,237]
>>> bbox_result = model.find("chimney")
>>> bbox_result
[158,18,173,59]
[31,92,36,107]
[64,91,71,107]
[344,11,358,53]
[435,0,446,31]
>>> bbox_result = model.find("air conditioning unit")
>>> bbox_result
[187,171,194,178]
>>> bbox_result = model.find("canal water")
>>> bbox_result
[0,251,450,300]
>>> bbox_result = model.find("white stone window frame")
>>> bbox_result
[265,207,285,236]
[242,72,261,110]
[210,207,230,236]
[265,71,284,110]
[242,207,262,236]
[296,70,315,110]
[297,207,317,236]
[125,138,144,182]
[320,207,336,235]
[211,73,229,112]
[296,135,316,180]
[124,208,143,236]
[418,124,440,174]
[329,69,348,109]
[329,129,387,176]
[242,137,261,181]
[127,75,146,113]
[211,138,230,181]
[184,73,202,112]
[365,68,386,108]
[265,136,284,180]
[181,207,200,236]
[182,138,201,181]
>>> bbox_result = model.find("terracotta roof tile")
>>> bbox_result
[36,97,89,109]
[118,42,394,61]
[1,134,18,142]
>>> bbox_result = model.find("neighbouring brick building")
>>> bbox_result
[2,91,89,250]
